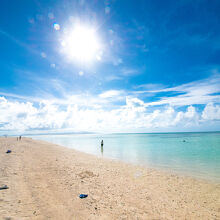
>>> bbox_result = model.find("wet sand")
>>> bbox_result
[0,137,219,219]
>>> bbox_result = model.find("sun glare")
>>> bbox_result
[61,25,100,62]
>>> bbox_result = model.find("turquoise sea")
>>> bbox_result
[30,132,220,182]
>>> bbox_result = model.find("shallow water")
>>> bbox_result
[30,132,220,182]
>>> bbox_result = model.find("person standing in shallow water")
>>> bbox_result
[101,140,104,155]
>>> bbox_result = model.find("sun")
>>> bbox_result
[61,25,101,62]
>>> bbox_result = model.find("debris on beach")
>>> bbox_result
[6,150,12,154]
[0,185,9,190]
[79,194,88,199]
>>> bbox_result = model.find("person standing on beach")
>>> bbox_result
[101,140,104,155]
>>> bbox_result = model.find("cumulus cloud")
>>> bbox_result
[202,103,220,120]
[0,95,219,134]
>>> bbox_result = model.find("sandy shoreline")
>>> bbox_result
[0,137,219,219]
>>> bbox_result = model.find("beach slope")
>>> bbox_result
[0,137,219,219]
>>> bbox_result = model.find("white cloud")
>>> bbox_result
[105,75,123,81]
[121,67,139,76]
[137,74,220,107]
[202,103,220,120]
[0,74,220,133]
[174,106,200,127]
[0,91,42,103]
[99,90,123,99]
[134,83,166,91]
[0,95,219,134]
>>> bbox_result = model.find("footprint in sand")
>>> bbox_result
[77,171,96,179]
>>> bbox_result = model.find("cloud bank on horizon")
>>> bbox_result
[0,0,220,134]
[1,73,220,133]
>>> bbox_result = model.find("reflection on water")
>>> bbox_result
[101,145,103,156]
[29,132,220,182]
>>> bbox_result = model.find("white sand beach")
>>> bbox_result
[0,137,219,219]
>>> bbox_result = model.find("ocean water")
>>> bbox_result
[30,132,220,182]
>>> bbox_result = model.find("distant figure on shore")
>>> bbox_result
[101,140,104,155]
[19,136,22,141]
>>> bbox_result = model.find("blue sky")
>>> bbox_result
[0,0,220,134]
